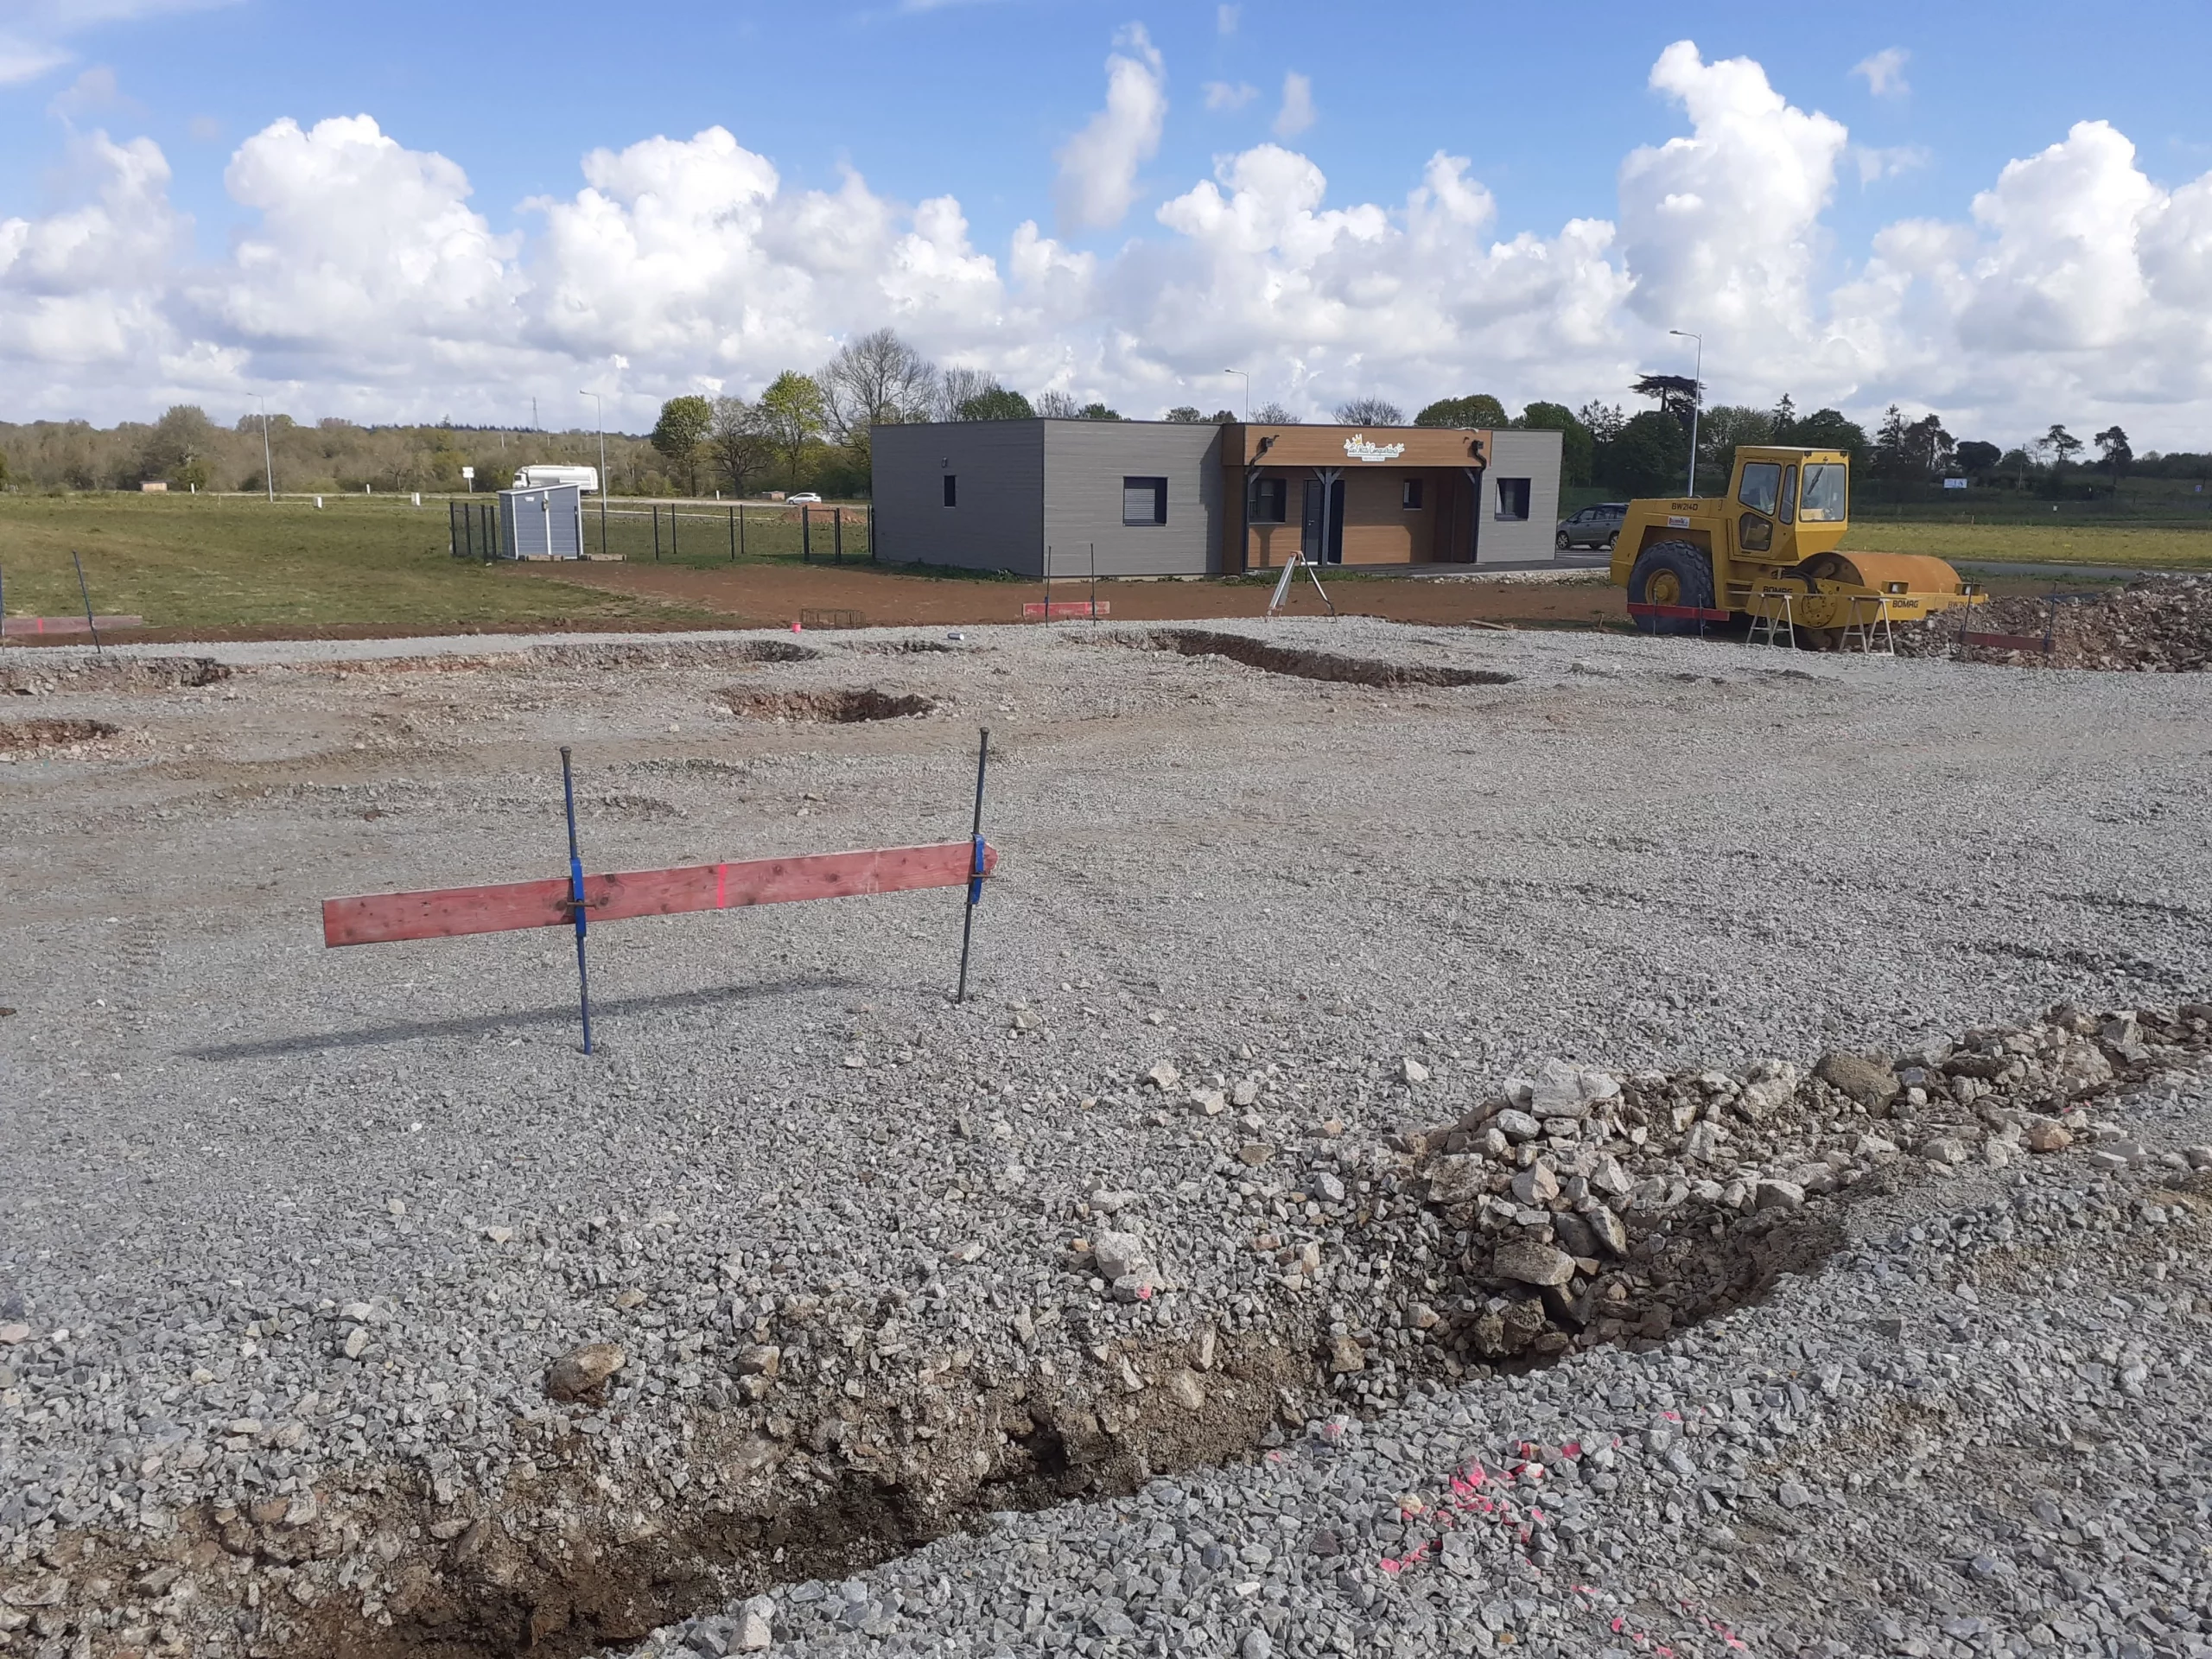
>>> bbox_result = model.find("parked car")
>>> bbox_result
[787,492,823,504]
[1556,502,1628,550]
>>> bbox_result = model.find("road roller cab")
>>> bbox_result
[1608,447,1983,639]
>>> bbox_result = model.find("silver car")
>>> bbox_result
[1556,502,1627,550]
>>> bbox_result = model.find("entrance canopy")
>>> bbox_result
[1223,423,1494,571]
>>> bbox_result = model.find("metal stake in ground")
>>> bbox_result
[956,728,991,1002]
[560,746,595,1054]
[71,551,101,652]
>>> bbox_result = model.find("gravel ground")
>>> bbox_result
[4,616,2212,1659]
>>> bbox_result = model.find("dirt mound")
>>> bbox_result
[1897,574,2212,671]
[0,656,228,696]
[722,687,936,722]
[0,717,121,754]
[1137,628,1516,687]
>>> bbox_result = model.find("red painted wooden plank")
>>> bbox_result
[1022,601,1110,620]
[323,840,998,947]
[1626,601,1732,622]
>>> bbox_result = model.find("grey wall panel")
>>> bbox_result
[497,484,583,558]
[1478,429,1564,563]
[1043,422,1224,577]
[871,422,1046,575]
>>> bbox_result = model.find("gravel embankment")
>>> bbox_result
[4,617,2212,1659]
[1897,572,2212,671]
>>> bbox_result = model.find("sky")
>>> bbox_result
[2,0,2210,448]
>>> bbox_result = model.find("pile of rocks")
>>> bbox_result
[1895,574,2212,671]
[1389,1005,2210,1375]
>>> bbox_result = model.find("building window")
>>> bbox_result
[942,474,957,508]
[1402,479,1425,511]
[1122,475,1167,525]
[1494,477,1530,520]
[1249,477,1287,523]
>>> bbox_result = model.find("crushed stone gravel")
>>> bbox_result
[1897,572,2212,672]
[4,615,2212,1659]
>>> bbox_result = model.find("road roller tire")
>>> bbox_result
[1627,540,1718,636]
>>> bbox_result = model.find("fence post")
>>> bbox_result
[868,504,876,563]
[728,505,735,563]
[803,504,812,563]
[671,503,679,559]
[835,508,843,563]
[739,505,747,560]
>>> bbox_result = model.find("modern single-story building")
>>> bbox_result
[870,418,1562,577]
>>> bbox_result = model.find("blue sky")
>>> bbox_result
[3,0,2211,443]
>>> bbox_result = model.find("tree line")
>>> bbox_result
[0,407,682,497]
[8,327,2205,502]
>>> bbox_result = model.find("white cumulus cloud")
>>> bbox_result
[1618,41,1849,355]
[0,128,182,377]
[1052,24,1166,232]
[3,35,2212,450]
[1203,79,1256,112]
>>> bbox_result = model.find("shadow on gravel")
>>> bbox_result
[179,977,865,1060]
[1126,628,1516,688]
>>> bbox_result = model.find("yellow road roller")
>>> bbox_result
[1608,448,1984,641]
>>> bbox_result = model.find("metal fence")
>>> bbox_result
[450,500,502,559]
[454,499,873,565]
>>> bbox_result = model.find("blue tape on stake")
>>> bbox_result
[968,834,987,905]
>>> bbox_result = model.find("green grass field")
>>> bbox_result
[1839,520,2212,569]
[3,491,2209,640]
[0,493,715,634]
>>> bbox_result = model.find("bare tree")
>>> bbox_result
[1333,396,1403,426]
[819,328,938,440]
[709,396,774,496]
[1034,390,1083,418]
[1252,400,1301,425]
[935,368,1001,422]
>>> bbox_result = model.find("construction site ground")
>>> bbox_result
[6,618,2212,1659]
[504,558,2145,637]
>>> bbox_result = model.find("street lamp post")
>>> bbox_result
[1224,369,1249,420]
[1669,329,1702,498]
[255,393,275,502]
[580,391,608,558]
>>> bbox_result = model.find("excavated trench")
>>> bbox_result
[537,640,821,671]
[0,716,121,753]
[849,639,962,656]
[1135,629,1516,688]
[721,688,937,722]
[21,1006,2170,1659]
[143,1165,1854,1659]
